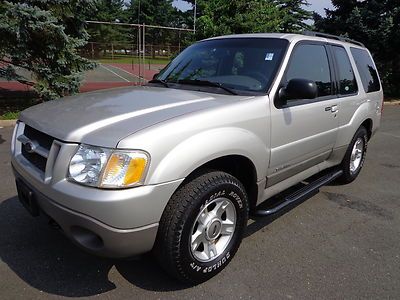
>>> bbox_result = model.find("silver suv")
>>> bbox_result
[11,32,383,284]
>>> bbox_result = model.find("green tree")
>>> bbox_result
[182,0,312,40]
[314,0,400,96]
[193,0,284,40]
[84,0,129,57]
[277,0,312,32]
[0,0,96,100]
[126,0,179,57]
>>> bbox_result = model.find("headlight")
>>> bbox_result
[68,145,149,188]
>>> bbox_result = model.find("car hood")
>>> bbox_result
[20,86,252,147]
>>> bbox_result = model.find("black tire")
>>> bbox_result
[154,171,249,284]
[339,126,368,184]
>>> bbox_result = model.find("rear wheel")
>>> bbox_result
[339,126,368,184]
[154,171,248,284]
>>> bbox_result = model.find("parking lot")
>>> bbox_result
[0,105,399,299]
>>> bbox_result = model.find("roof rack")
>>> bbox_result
[302,31,365,47]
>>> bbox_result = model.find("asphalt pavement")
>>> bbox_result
[0,105,399,299]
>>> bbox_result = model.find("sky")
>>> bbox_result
[172,0,334,16]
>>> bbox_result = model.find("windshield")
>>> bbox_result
[157,38,288,94]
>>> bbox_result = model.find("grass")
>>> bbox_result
[1,111,20,120]
[97,56,170,65]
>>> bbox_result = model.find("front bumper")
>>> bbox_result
[12,162,184,258]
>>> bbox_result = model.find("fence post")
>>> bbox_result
[138,26,141,82]
[131,44,135,71]
[111,43,114,61]
[143,23,146,81]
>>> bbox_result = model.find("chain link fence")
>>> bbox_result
[80,21,195,81]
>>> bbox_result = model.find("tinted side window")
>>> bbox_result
[350,48,380,93]
[286,44,332,98]
[332,46,358,95]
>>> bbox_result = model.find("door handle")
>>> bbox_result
[325,105,338,113]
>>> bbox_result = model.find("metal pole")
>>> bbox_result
[138,0,141,24]
[86,20,194,32]
[138,25,141,82]
[194,0,197,34]
[143,23,145,81]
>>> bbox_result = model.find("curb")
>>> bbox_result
[0,120,17,127]
[384,100,400,106]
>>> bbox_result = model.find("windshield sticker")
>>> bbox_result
[265,53,274,61]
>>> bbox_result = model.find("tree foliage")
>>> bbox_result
[194,0,282,40]
[278,0,312,32]
[0,0,96,100]
[314,0,400,96]
[86,0,128,44]
[125,0,194,56]
[186,0,311,40]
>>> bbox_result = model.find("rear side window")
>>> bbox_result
[286,44,332,98]
[350,48,380,93]
[332,46,358,95]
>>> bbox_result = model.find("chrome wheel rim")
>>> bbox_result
[350,137,364,173]
[190,197,237,262]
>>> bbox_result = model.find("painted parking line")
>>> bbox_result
[99,64,131,82]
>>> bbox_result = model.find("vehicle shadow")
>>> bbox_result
[0,134,5,145]
[246,168,347,237]
[245,182,308,238]
[0,175,338,296]
[0,196,188,297]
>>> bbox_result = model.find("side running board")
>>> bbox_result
[254,169,343,217]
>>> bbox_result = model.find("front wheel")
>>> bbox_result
[339,126,368,184]
[154,171,249,284]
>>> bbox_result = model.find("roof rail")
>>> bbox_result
[302,31,365,47]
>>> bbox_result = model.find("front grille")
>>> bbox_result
[21,125,55,173]
[24,125,53,151]
[21,147,47,172]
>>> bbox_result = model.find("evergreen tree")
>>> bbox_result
[193,0,284,40]
[126,0,179,57]
[277,0,312,32]
[0,0,96,100]
[182,0,312,40]
[85,0,129,57]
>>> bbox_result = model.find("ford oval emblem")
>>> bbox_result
[24,141,36,153]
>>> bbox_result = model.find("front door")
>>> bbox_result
[268,42,339,185]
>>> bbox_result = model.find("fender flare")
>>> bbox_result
[147,127,268,184]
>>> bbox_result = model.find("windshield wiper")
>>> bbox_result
[176,79,238,95]
[148,79,170,88]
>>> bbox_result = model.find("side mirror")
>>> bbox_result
[279,78,318,103]
[152,73,159,80]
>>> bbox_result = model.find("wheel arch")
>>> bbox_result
[360,118,373,140]
[182,155,259,211]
